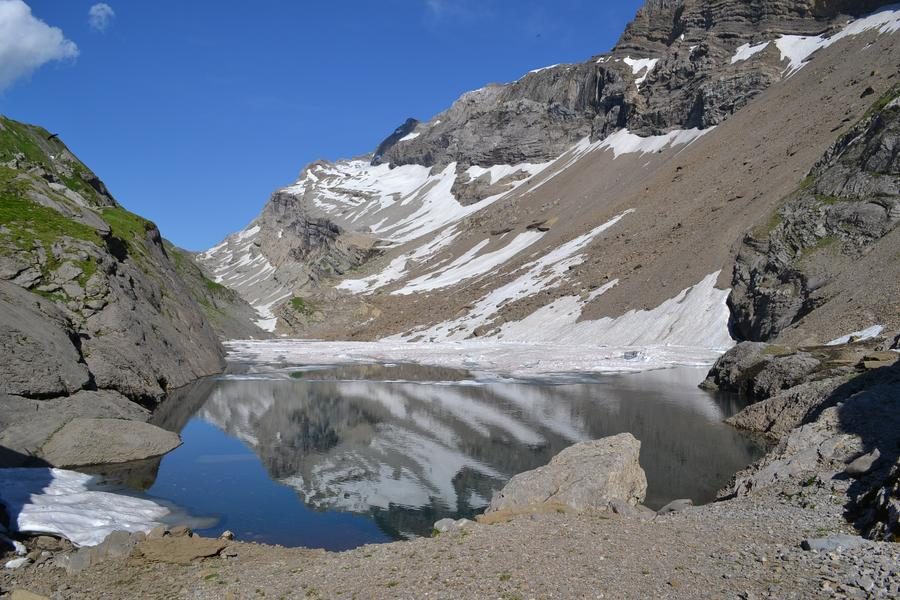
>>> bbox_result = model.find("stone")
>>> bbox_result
[136,536,227,565]
[487,433,647,513]
[61,530,145,574]
[801,535,873,552]
[147,525,168,539]
[656,499,694,515]
[433,518,474,534]
[701,342,770,393]
[40,418,181,467]
[845,449,881,477]
[219,530,235,540]
[0,390,150,465]
[167,525,193,538]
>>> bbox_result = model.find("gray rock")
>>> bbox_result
[845,449,881,478]
[701,341,770,392]
[0,281,91,398]
[0,390,150,465]
[729,92,900,342]
[60,530,145,574]
[801,535,873,552]
[0,115,226,409]
[40,418,181,467]
[487,433,647,513]
[656,498,694,515]
[726,378,844,438]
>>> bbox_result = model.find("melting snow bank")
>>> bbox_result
[231,272,735,378]
[0,468,169,547]
[226,339,727,379]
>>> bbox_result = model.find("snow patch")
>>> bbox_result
[826,325,884,346]
[399,131,420,142]
[0,468,169,548]
[622,56,659,87]
[402,210,635,340]
[338,226,460,294]
[597,128,712,159]
[731,41,770,64]
[499,272,732,349]
[528,63,560,75]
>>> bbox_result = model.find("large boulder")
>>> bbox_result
[0,391,150,466]
[39,418,181,467]
[487,433,647,513]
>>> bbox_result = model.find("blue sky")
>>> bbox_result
[1,0,644,250]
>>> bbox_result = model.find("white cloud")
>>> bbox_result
[0,0,78,92]
[88,3,115,32]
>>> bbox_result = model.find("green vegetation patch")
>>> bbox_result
[204,278,227,293]
[0,168,102,254]
[0,118,50,166]
[864,83,900,120]
[799,235,838,261]
[290,296,316,315]
[101,206,155,243]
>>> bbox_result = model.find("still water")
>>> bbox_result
[135,364,764,551]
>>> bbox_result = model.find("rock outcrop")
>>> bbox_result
[728,87,900,343]
[711,336,900,542]
[486,433,647,513]
[0,116,225,466]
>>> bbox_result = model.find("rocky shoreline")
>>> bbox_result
[1,332,898,599]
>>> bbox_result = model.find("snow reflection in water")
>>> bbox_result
[144,364,764,550]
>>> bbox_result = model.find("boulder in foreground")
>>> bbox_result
[487,433,647,513]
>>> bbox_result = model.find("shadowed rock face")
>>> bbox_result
[728,88,900,343]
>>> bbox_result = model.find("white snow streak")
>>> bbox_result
[393,230,545,295]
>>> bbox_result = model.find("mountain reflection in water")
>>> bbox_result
[146,365,764,549]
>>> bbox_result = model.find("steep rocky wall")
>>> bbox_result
[728,87,900,343]
[376,0,897,169]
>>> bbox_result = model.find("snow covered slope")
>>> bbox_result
[198,1,900,353]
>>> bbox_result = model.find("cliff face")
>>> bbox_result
[375,0,897,170]
[0,116,226,464]
[729,87,900,343]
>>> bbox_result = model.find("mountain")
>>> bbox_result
[197,1,900,355]
[0,116,259,465]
